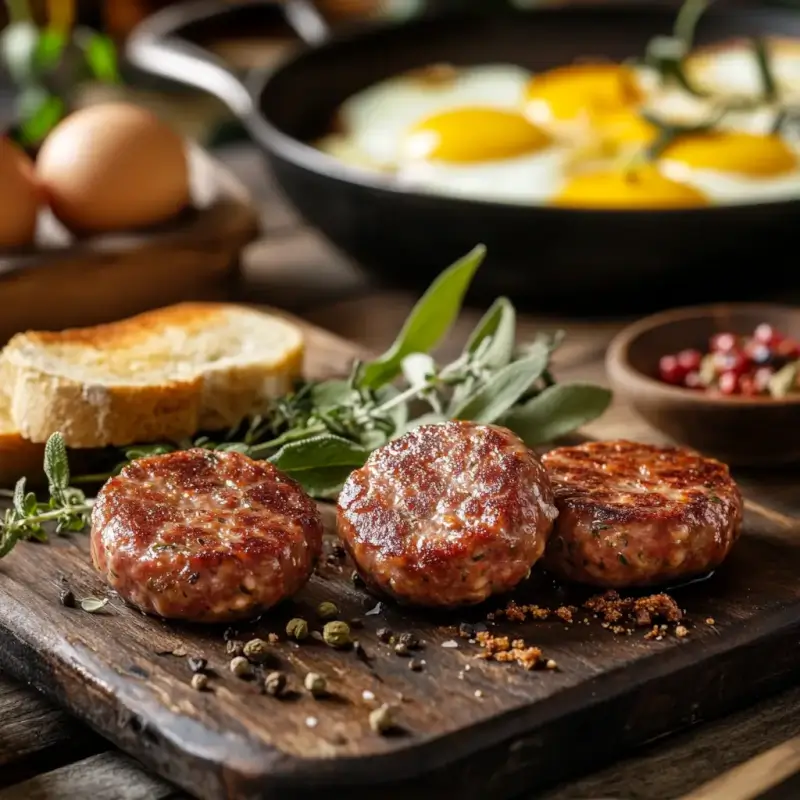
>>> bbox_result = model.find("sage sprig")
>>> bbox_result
[1,246,612,557]
[66,246,610,499]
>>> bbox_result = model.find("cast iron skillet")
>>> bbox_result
[127,0,800,310]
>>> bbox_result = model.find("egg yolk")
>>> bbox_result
[595,108,658,148]
[552,166,709,209]
[403,107,552,163]
[660,132,798,177]
[524,63,644,123]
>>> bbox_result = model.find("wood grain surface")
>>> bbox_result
[1,300,800,800]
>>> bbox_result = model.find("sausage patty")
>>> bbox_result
[542,440,743,588]
[91,448,323,622]
[337,421,558,607]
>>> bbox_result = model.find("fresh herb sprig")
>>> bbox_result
[0,432,92,557]
[71,245,611,499]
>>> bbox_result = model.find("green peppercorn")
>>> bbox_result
[191,673,209,691]
[316,601,339,621]
[304,671,327,697]
[322,620,351,649]
[265,671,287,697]
[286,618,309,641]
[243,638,271,664]
[229,656,252,678]
[369,704,395,734]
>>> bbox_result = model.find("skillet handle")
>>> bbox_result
[125,0,330,118]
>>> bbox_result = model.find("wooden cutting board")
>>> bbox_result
[0,314,799,800]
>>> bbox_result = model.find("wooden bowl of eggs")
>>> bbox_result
[127,0,800,310]
[0,102,259,341]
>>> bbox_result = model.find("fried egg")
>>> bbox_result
[523,62,647,137]
[686,38,800,100]
[322,63,531,169]
[395,106,566,203]
[657,131,800,203]
[552,165,709,209]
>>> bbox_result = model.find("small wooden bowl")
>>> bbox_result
[605,304,800,466]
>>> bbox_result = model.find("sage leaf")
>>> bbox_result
[358,245,485,389]
[359,429,392,451]
[12,478,26,517]
[373,385,408,436]
[23,491,38,516]
[269,434,371,473]
[451,343,549,424]
[284,466,356,499]
[464,297,516,370]
[215,442,251,455]
[80,597,108,613]
[311,380,353,410]
[44,433,70,493]
[500,383,612,446]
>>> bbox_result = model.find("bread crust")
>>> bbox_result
[0,303,304,448]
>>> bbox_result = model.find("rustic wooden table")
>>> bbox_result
[2,142,800,800]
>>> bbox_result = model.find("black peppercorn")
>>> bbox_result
[59,588,76,607]
[187,656,207,674]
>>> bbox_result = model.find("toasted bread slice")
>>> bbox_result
[0,393,45,486]
[1,303,304,448]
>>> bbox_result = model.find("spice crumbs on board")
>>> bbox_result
[475,631,544,670]
[488,590,687,640]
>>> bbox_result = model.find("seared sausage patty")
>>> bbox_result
[91,449,323,622]
[337,421,558,607]
[542,440,743,588]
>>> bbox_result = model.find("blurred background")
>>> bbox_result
[3,0,800,334]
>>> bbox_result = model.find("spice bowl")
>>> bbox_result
[605,304,800,466]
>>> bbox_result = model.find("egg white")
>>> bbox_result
[687,40,800,100]
[395,147,568,204]
[659,157,800,204]
[333,64,532,169]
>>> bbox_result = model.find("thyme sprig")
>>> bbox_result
[0,433,92,558]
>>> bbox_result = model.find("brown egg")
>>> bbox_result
[0,138,41,249]
[36,103,190,235]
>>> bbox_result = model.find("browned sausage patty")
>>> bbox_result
[337,421,558,607]
[542,440,743,588]
[91,449,323,622]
